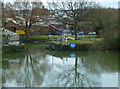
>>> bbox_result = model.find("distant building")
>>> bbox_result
[2,28,19,44]
[4,19,48,35]
[48,24,66,35]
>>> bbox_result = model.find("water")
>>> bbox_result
[2,43,119,87]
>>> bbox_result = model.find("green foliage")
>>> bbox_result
[88,8,119,50]
[90,8,118,37]
[2,35,10,44]
[90,29,119,51]
[101,29,119,50]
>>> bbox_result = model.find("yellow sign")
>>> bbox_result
[15,30,25,34]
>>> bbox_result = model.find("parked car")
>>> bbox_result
[77,31,84,35]
[54,38,62,41]
[88,32,96,35]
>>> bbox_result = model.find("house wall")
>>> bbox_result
[5,21,49,35]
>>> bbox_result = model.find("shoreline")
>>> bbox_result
[45,41,120,51]
[2,40,119,52]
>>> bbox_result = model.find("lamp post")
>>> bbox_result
[65,25,69,42]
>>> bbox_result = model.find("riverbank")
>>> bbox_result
[3,44,25,53]
[45,36,120,51]
[45,41,104,51]
[45,36,103,51]
[9,35,119,51]
[21,35,102,51]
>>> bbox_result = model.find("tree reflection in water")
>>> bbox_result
[2,44,118,87]
[2,43,51,87]
[49,55,99,87]
[18,44,52,87]
[46,50,118,87]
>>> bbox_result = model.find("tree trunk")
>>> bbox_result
[25,30,29,41]
[94,26,101,38]
[74,55,78,82]
[92,23,101,37]
[74,24,77,40]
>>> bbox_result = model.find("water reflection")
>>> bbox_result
[2,44,51,87]
[2,43,118,87]
[49,56,99,87]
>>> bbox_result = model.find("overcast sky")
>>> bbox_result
[3,0,120,8]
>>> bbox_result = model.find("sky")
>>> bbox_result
[3,0,120,8]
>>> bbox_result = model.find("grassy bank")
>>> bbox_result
[29,35,97,40]
[45,37,103,51]
[51,38,102,44]
[21,35,114,51]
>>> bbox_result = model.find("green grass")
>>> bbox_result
[21,35,101,44]
[20,35,102,45]
[29,35,97,40]
[30,36,60,39]
[51,38,102,44]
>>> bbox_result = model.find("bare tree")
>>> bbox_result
[48,0,99,40]
[4,0,49,40]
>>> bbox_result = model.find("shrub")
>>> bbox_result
[100,29,119,50]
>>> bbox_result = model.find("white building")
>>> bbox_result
[2,28,20,45]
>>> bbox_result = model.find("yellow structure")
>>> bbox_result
[67,36,72,39]
[15,30,25,35]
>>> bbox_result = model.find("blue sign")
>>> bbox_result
[69,43,77,48]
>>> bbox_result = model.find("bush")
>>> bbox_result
[99,29,119,50]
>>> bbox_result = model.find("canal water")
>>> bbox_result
[2,43,119,87]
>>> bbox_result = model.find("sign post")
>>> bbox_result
[69,43,77,48]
